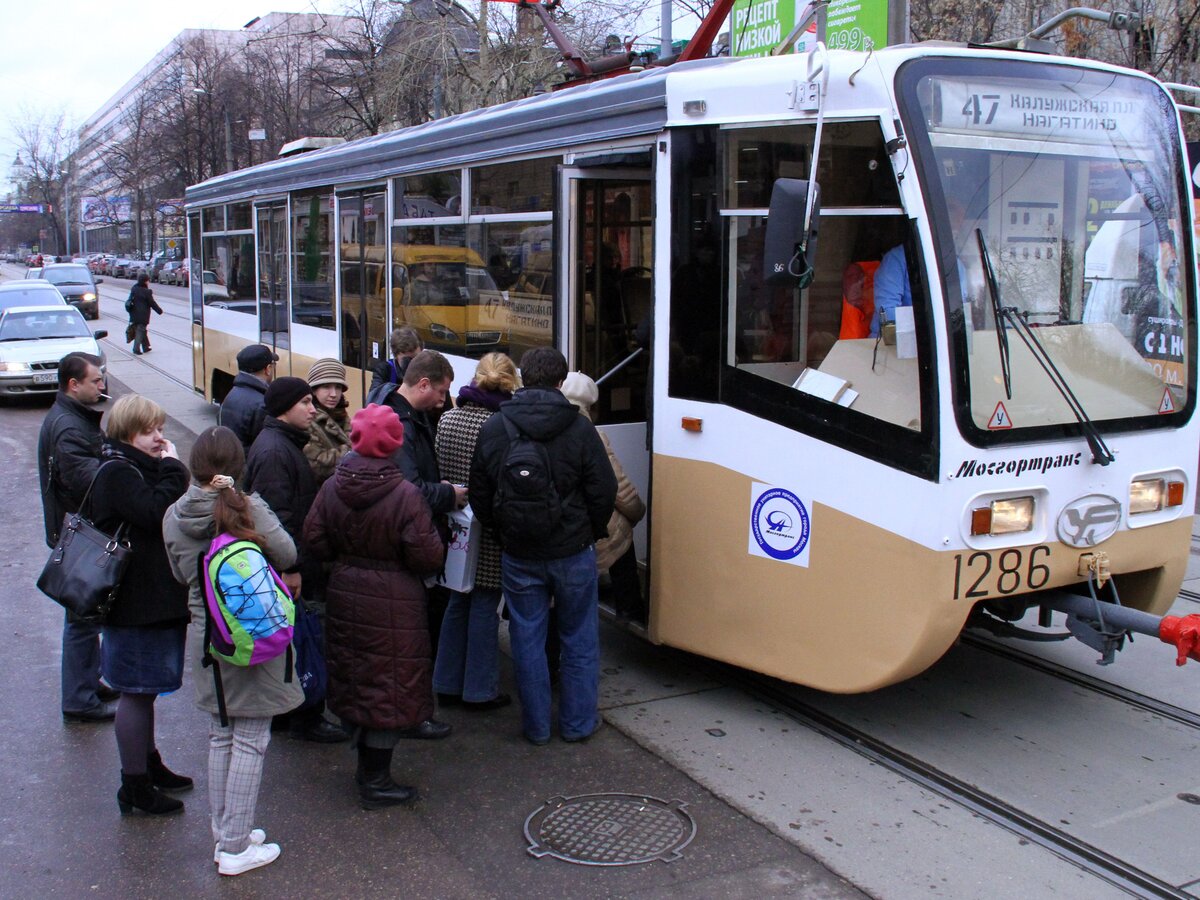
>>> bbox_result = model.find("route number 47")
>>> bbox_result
[962,93,1000,126]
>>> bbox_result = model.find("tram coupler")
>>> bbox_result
[1041,590,1200,668]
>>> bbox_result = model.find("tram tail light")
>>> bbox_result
[1129,478,1184,515]
[970,496,1035,536]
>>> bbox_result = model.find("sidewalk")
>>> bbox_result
[0,357,861,897]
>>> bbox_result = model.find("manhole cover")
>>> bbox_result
[524,793,696,866]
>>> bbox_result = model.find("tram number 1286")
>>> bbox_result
[953,546,1052,599]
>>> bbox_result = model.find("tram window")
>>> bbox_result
[472,159,554,214]
[201,206,224,234]
[391,222,552,360]
[725,122,900,209]
[291,189,335,331]
[201,234,254,312]
[394,170,461,218]
[228,203,252,231]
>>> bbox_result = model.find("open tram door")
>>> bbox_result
[562,165,654,620]
[336,186,389,406]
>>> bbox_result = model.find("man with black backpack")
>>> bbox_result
[469,348,616,746]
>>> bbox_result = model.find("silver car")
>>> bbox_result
[0,281,70,312]
[0,305,108,397]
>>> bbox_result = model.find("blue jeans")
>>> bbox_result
[432,585,502,702]
[132,324,149,353]
[502,548,599,741]
[62,612,102,713]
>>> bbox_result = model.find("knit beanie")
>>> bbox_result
[560,371,599,415]
[264,376,313,417]
[351,404,405,458]
[307,357,348,390]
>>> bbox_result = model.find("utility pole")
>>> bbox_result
[660,0,672,59]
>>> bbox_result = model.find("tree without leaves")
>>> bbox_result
[10,106,75,255]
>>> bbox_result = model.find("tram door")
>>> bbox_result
[337,187,388,402]
[255,203,290,356]
[565,171,653,560]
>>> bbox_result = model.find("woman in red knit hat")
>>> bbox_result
[303,404,446,809]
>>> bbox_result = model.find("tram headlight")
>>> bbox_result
[1129,478,1184,514]
[970,496,1035,536]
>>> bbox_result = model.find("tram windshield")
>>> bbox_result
[901,58,1192,439]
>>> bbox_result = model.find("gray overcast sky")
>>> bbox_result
[0,0,695,183]
[0,1,342,173]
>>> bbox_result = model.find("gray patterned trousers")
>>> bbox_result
[209,715,272,856]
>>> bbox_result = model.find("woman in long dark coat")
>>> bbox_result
[90,394,190,816]
[303,403,445,809]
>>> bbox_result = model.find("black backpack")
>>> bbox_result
[495,416,561,546]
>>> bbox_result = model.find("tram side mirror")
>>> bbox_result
[763,178,820,287]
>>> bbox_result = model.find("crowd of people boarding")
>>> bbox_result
[36,325,643,876]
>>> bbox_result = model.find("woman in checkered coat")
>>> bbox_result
[431,352,518,710]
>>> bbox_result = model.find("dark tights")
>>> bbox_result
[115,693,156,775]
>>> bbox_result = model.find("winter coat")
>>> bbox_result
[127,284,162,326]
[304,404,352,484]
[245,417,318,574]
[594,431,645,573]
[163,484,304,718]
[434,400,502,589]
[219,372,269,453]
[381,389,456,515]
[90,441,190,627]
[367,356,411,397]
[303,452,445,730]
[37,393,104,547]
[470,387,617,561]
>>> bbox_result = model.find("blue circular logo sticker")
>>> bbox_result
[751,488,810,561]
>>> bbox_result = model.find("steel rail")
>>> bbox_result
[703,658,1193,899]
[959,632,1200,730]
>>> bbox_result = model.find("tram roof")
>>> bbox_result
[184,57,733,207]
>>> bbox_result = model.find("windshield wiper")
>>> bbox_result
[977,229,1011,397]
[974,229,1114,466]
[0,336,39,342]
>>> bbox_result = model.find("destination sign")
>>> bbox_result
[925,77,1154,149]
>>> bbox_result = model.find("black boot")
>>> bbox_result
[117,771,184,816]
[357,746,417,810]
[148,749,194,793]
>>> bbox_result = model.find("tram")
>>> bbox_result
[183,10,1200,691]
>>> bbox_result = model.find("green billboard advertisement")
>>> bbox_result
[732,0,891,57]
[731,0,796,58]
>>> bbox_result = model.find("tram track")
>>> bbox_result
[958,632,1200,731]
[691,657,1196,899]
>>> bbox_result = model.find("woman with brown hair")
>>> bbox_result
[163,426,302,876]
[90,395,190,816]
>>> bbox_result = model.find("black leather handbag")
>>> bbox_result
[37,463,132,624]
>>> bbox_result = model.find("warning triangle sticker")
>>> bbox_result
[1159,387,1177,414]
[987,402,1013,430]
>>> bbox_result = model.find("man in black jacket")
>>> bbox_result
[245,376,347,744]
[219,344,277,452]
[379,349,462,741]
[470,347,616,746]
[37,352,117,723]
[381,349,466,516]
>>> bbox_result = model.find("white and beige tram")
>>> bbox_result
[184,36,1200,691]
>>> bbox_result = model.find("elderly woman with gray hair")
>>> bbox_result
[559,372,647,622]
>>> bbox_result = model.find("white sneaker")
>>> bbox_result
[213,828,266,863]
[217,840,280,875]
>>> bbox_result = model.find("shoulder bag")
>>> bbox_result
[36,461,133,624]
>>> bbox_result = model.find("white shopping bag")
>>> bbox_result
[429,505,481,593]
